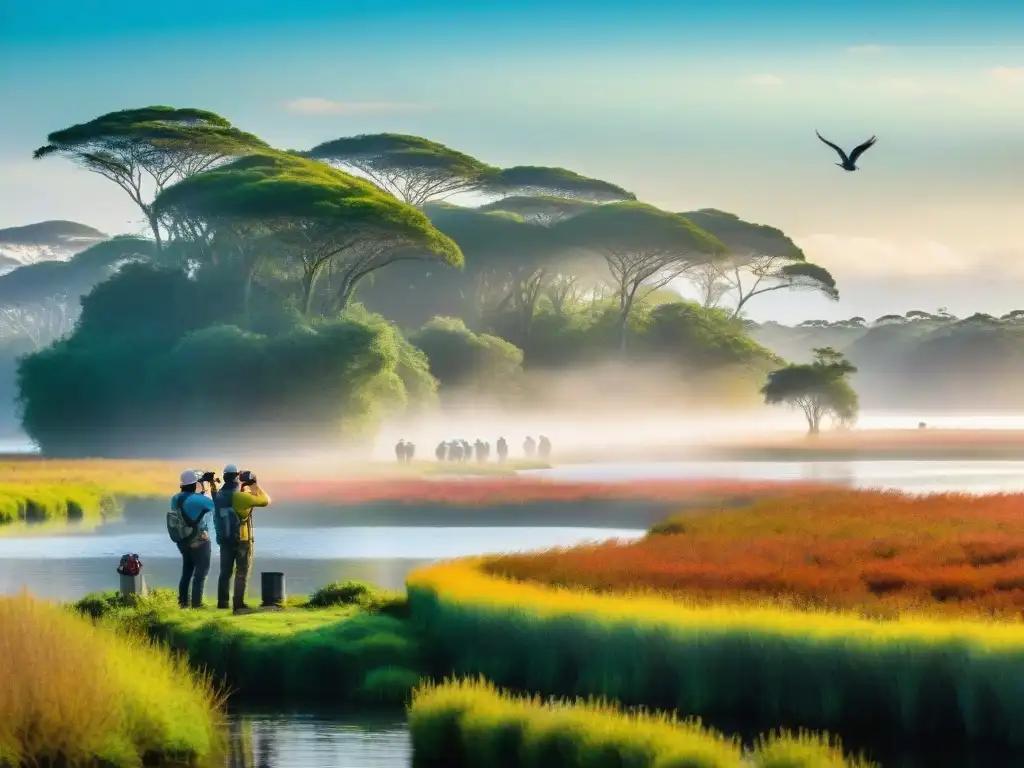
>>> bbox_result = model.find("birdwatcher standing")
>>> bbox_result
[214,464,272,613]
[167,469,215,609]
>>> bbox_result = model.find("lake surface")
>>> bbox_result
[526,458,1024,494]
[6,457,1024,767]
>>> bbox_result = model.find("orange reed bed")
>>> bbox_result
[484,489,1024,618]
[271,477,826,506]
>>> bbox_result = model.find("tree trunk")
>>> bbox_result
[148,214,164,257]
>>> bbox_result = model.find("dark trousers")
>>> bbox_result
[218,540,254,609]
[177,539,212,608]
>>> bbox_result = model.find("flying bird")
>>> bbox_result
[815,131,877,171]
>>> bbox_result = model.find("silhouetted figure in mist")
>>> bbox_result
[449,441,464,462]
[461,439,472,462]
[395,439,407,463]
[523,436,536,459]
[538,435,551,460]
[405,442,415,462]
[815,130,877,171]
[435,441,447,461]
[483,441,491,462]
[496,437,508,463]
[474,439,485,462]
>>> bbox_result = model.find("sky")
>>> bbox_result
[2,0,1024,324]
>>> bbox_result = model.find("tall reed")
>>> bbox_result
[409,677,872,768]
[0,593,224,766]
[408,559,1024,746]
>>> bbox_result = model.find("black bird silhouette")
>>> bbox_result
[815,131,877,171]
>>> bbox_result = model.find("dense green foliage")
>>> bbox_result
[17,263,436,456]
[16,108,816,453]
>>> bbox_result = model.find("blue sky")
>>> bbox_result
[2,0,1024,322]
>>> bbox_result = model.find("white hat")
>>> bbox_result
[223,464,238,475]
[180,469,199,486]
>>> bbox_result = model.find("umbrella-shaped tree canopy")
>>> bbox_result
[483,166,635,202]
[305,133,497,206]
[154,152,463,315]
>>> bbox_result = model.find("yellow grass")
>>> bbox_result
[0,593,224,767]
[409,677,872,767]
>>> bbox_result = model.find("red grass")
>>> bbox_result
[484,489,1024,618]
[272,478,824,506]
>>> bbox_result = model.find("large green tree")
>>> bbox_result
[476,195,597,226]
[33,107,268,253]
[680,209,838,318]
[483,167,635,202]
[305,133,497,206]
[761,347,858,434]
[153,153,464,316]
[553,203,725,351]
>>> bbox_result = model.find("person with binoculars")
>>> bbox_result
[212,464,272,612]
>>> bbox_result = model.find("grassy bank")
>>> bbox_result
[0,593,223,767]
[76,581,423,708]
[488,489,1024,618]
[409,678,872,768]
[407,558,1024,747]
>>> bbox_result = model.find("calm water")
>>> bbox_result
[526,458,1024,494]
[6,458,1024,767]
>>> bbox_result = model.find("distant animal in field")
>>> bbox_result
[815,131,877,171]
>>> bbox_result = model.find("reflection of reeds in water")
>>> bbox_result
[225,717,253,768]
[224,716,280,768]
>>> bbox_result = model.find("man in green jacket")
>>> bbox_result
[214,464,272,612]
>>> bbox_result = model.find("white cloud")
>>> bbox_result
[846,44,886,54]
[988,67,1024,85]
[283,98,424,116]
[746,74,783,87]
[796,235,981,278]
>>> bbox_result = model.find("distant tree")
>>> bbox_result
[0,296,72,350]
[873,314,906,326]
[476,195,597,225]
[905,310,937,321]
[483,168,636,202]
[33,107,268,252]
[153,153,463,316]
[959,312,1000,325]
[554,203,724,351]
[0,236,153,308]
[690,263,732,308]
[1002,309,1024,323]
[796,319,830,328]
[761,347,859,434]
[305,133,497,206]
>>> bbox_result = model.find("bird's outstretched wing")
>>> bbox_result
[848,135,877,164]
[815,131,849,163]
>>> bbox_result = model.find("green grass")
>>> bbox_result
[74,581,423,707]
[409,677,873,768]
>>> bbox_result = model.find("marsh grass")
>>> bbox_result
[76,582,422,707]
[0,593,224,767]
[409,677,873,768]
[408,559,1024,746]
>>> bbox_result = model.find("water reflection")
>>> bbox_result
[525,459,1024,494]
[0,526,642,601]
[224,713,409,768]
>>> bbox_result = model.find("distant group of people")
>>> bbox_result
[394,435,552,464]
[166,465,272,612]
